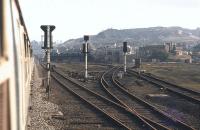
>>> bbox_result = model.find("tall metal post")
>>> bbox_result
[83,35,89,79]
[47,49,50,90]
[41,25,55,99]
[85,43,88,78]
[123,42,128,73]
[124,52,127,72]
[105,46,108,64]
[47,26,50,93]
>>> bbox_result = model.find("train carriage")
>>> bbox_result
[0,0,34,130]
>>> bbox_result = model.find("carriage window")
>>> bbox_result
[0,0,2,57]
[24,34,27,57]
[0,81,10,130]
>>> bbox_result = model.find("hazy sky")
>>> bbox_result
[19,0,200,42]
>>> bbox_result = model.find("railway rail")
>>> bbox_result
[128,69,200,105]
[101,67,195,130]
[50,68,158,130]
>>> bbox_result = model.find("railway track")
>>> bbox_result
[51,68,158,130]
[128,69,200,105]
[101,67,195,130]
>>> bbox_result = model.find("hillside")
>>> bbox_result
[58,26,200,49]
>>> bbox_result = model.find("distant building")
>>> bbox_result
[185,59,192,63]
[51,49,60,55]
[174,50,182,56]
[139,44,169,59]
[92,45,134,64]
[182,51,188,55]
[165,42,176,53]
[191,51,200,63]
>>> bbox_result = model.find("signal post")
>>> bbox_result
[83,35,89,80]
[41,25,55,99]
[123,42,128,73]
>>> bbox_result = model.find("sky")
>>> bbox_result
[18,0,200,42]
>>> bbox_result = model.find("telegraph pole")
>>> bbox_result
[83,35,89,79]
[123,42,128,73]
[41,25,55,99]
